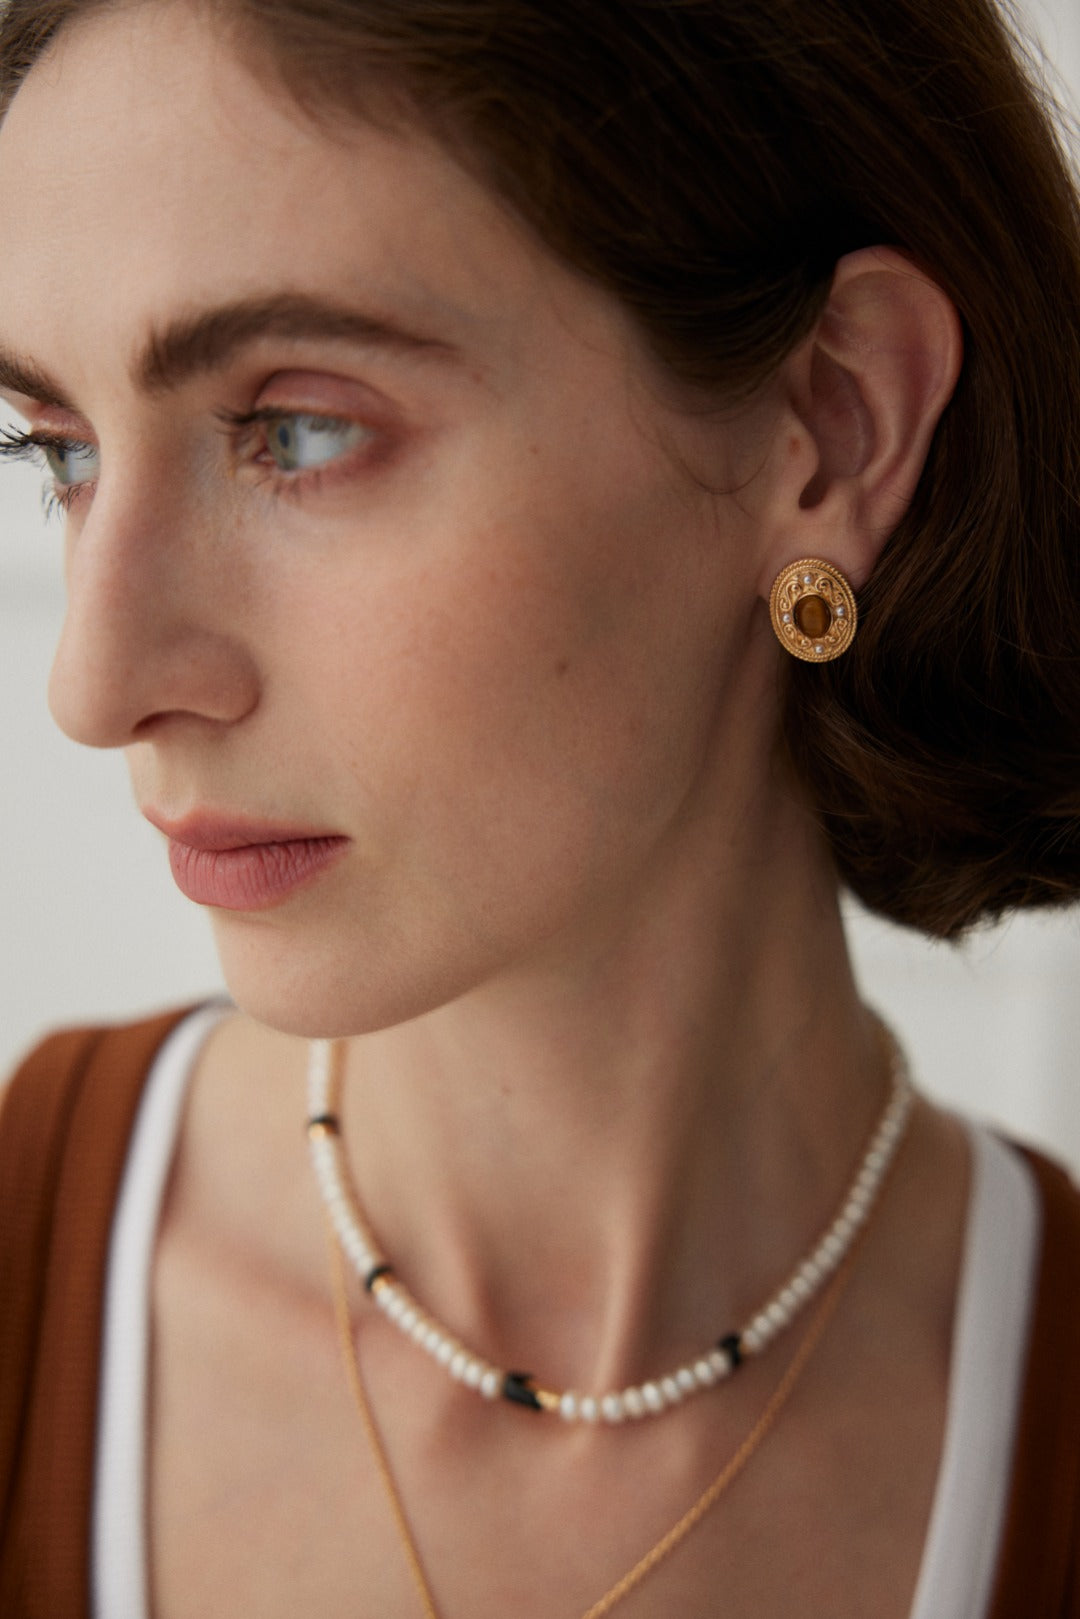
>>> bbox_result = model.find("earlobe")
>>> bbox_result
[759,247,963,595]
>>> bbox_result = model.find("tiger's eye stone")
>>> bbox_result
[793,594,831,638]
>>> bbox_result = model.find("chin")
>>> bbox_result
[207,908,492,1040]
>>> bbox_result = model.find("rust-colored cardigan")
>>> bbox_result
[1,1008,1078,1616]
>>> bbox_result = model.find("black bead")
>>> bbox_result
[503,1371,544,1411]
[307,1112,340,1134]
[719,1332,743,1368]
[364,1263,394,1292]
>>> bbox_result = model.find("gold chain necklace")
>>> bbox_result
[323,1217,864,1619]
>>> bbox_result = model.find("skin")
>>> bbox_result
[0,3,971,1615]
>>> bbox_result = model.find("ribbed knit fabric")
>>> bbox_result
[987,1142,1080,1618]
[0,1008,193,1619]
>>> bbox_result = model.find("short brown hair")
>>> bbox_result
[2,0,1079,936]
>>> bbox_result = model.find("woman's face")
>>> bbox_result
[0,2,779,1034]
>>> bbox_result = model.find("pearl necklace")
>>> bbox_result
[306,1029,913,1424]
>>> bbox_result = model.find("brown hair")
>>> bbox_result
[2,0,1079,937]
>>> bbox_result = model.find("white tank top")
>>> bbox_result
[91,1004,1041,1619]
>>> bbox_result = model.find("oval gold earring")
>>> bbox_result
[769,559,858,662]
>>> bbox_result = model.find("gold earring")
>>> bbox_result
[769,559,857,662]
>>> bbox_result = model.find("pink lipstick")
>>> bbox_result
[147,814,349,911]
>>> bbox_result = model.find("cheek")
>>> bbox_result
[284,490,731,885]
[203,466,755,1031]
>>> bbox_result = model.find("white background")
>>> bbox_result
[2,0,1079,1171]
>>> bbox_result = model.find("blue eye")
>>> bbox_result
[42,439,100,487]
[264,414,371,472]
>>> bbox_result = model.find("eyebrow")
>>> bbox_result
[0,291,460,410]
[0,353,75,411]
[136,292,460,394]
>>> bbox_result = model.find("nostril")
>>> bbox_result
[47,602,260,750]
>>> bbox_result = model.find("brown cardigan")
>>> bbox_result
[1,1008,1078,1617]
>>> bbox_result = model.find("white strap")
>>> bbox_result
[907,1125,1040,1619]
[92,1002,232,1619]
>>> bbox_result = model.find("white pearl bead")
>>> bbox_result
[436,1339,456,1367]
[450,1351,469,1381]
[641,1382,665,1413]
[580,1396,600,1423]
[344,1236,371,1271]
[707,1348,730,1377]
[623,1387,646,1418]
[399,1307,419,1334]
[409,1317,429,1345]
[463,1360,484,1389]
[660,1376,682,1405]
[559,1391,580,1422]
[601,1394,626,1424]
[676,1367,697,1394]
[694,1358,718,1388]
[480,1369,501,1400]
[766,1300,789,1329]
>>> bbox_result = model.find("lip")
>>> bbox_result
[144,812,350,911]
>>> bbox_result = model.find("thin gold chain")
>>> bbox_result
[325,1217,859,1619]
[577,1255,849,1619]
[326,1223,442,1619]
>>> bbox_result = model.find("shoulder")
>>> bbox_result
[990,1134,1080,1371]
[0,1005,206,1610]
[987,1136,1080,1619]
[1005,1137,1080,1257]
[4,1003,213,1090]
[0,1003,216,1378]
[0,1003,210,1185]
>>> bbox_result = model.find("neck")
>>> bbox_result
[324,784,889,1396]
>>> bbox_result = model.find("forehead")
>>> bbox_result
[0,0,625,403]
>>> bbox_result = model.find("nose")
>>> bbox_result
[48,485,260,748]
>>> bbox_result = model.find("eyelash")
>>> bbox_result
[0,425,95,519]
[0,409,378,520]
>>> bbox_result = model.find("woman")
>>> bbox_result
[0,0,1077,1615]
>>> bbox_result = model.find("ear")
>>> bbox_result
[754,247,963,597]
